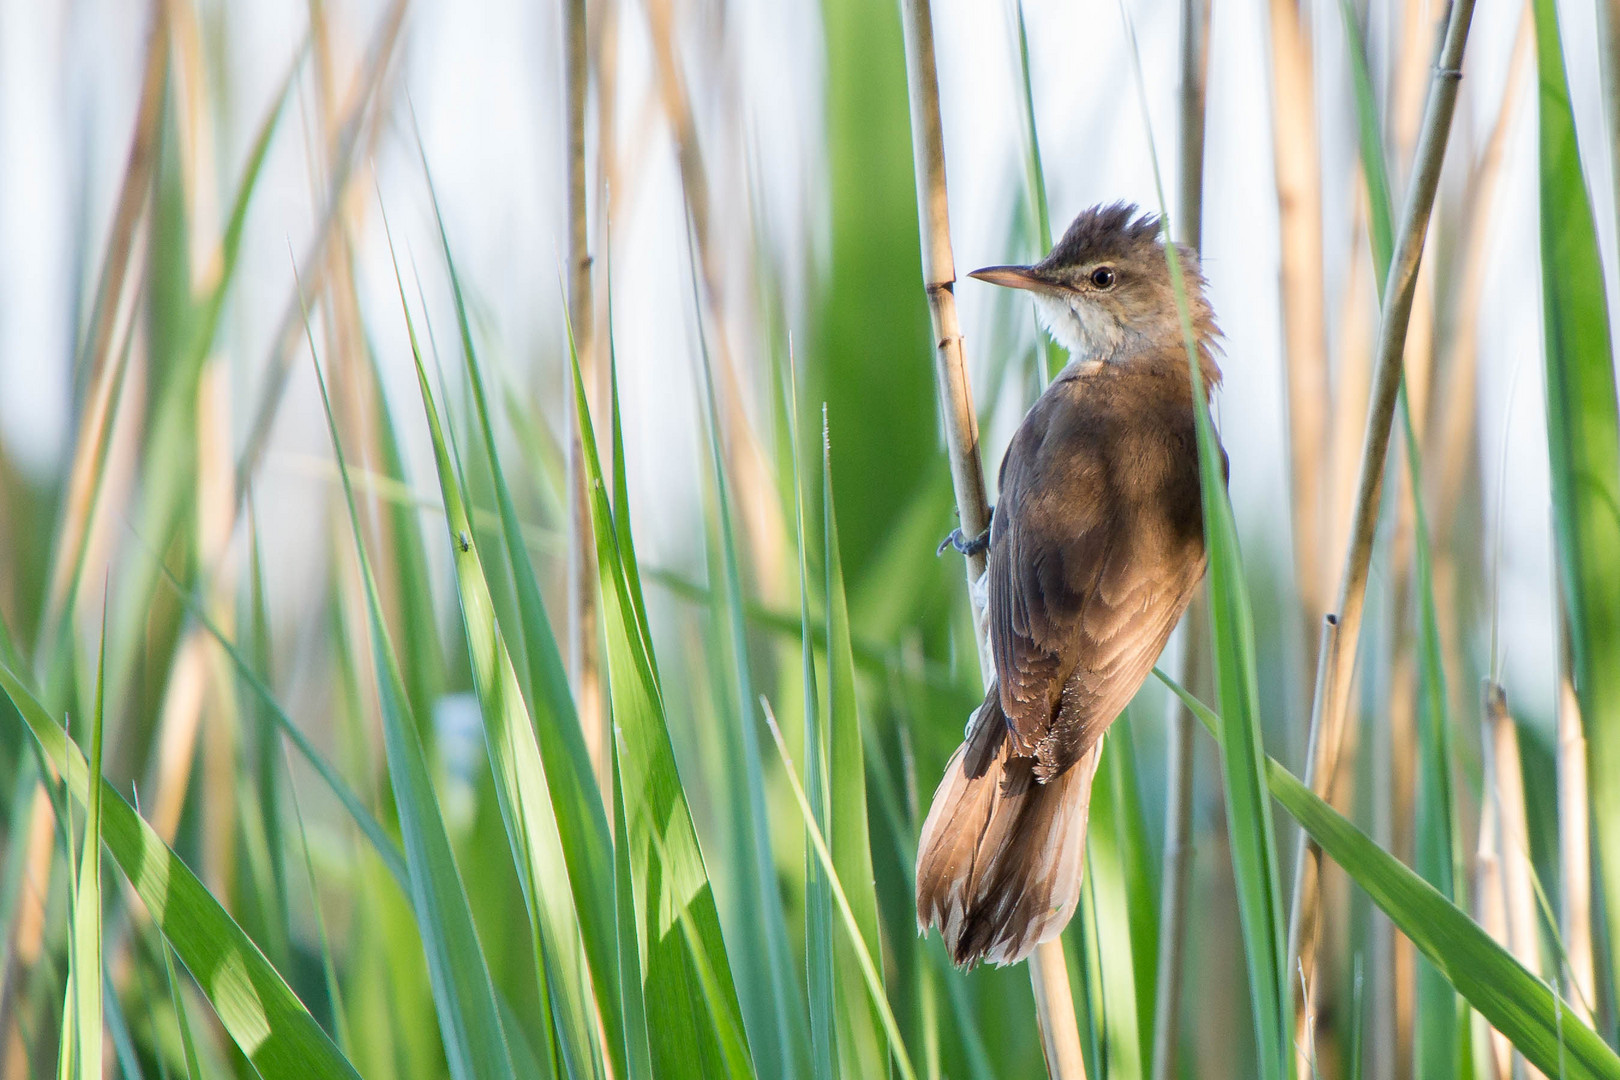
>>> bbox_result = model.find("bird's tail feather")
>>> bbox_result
[915,686,1102,968]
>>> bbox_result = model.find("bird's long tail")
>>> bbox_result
[915,685,1102,968]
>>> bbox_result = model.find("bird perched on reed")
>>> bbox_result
[916,203,1225,968]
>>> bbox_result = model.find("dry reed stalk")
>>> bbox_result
[1484,682,1548,1080]
[0,785,56,1076]
[1267,0,1332,655]
[1150,2,1211,1069]
[1475,786,1512,1079]
[1326,195,1374,582]
[643,0,786,600]
[1286,613,1338,1066]
[564,0,607,784]
[43,1,168,634]
[73,0,167,389]
[1557,607,1596,1023]
[1290,0,1479,1006]
[309,0,385,494]
[898,0,1086,1073]
[234,0,407,500]
[1431,6,1531,539]
[1595,0,1620,237]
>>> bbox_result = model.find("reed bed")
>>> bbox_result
[0,0,1617,1077]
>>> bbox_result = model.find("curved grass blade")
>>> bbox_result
[693,249,810,1080]
[1158,670,1620,1079]
[145,555,408,891]
[391,251,593,1080]
[611,741,655,1080]
[1534,0,1620,1004]
[308,322,516,1080]
[568,315,754,1079]
[0,663,361,1080]
[761,701,918,1080]
[789,369,835,1080]
[413,164,623,1078]
[67,607,108,1080]
[820,417,888,1079]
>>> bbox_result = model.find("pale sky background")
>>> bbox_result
[0,0,1608,736]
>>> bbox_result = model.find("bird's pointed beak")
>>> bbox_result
[968,265,1048,292]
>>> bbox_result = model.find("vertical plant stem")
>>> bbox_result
[1286,614,1338,1056]
[1557,611,1596,1025]
[1483,683,1547,1080]
[1267,0,1331,654]
[1290,0,1478,1000]
[564,0,605,786]
[1151,0,1210,1072]
[896,0,1084,1074]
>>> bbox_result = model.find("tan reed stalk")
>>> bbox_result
[1289,0,1479,1005]
[1267,0,1331,655]
[233,0,407,501]
[73,0,167,389]
[1557,600,1597,1023]
[1474,786,1512,1079]
[1150,0,1211,1072]
[1432,6,1530,538]
[897,0,1086,1074]
[563,0,607,783]
[644,0,785,598]
[0,785,56,1076]
[42,0,167,634]
[1484,683,1548,1080]
[1595,0,1620,240]
[1286,613,1338,1069]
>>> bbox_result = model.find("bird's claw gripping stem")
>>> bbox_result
[937,505,994,557]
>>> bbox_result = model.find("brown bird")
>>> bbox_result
[916,203,1225,968]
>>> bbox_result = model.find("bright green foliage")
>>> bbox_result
[311,341,517,1080]
[1535,0,1620,1005]
[1162,672,1620,1080]
[0,663,362,1080]
[569,314,755,1080]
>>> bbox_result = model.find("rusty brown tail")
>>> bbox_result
[914,686,1102,968]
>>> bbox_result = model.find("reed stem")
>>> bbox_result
[897,0,1084,1073]
[564,0,606,787]
[1289,0,1479,1006]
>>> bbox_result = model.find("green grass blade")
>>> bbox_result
[1534,0,1620,1005]
[391,245,594,1080]
[69,604,108,1080]
[820,417,888,1078]
[568,297,754,1079]
[1158,670,1620,1078]
[147,557,409,891]
[694,256,811,1080]
[159,934,204,1080]
[307,319,516,1080]
[761,702,919,1080]
[789,371,835,1080]
[414,167,623,1077]
[1084,730,1159,1079]
[0,662,362,1080]
[611,740,655,1080]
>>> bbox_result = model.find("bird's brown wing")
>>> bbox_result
[988,385,1206,776]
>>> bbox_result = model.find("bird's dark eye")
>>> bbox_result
[1089,266,1117,289]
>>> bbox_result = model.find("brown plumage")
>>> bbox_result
[916,204,1225,968]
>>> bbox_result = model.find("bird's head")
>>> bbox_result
[970,202,1220,382]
